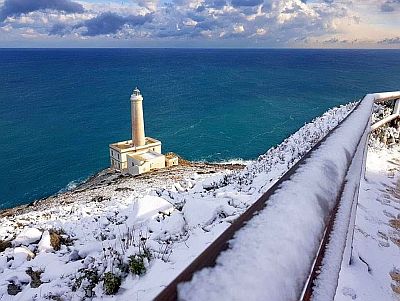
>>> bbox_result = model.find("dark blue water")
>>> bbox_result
[1,48,399,209]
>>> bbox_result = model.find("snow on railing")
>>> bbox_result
[155,92,400,301]
[371,98,400,131]
[309,92,400,301]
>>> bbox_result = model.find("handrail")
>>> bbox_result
[154,92,400,301]
[371,98,400,131]
[154,100,363,301]
[371,113,399,131]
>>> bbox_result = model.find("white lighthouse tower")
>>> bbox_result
[109,86,178,175]
[131,87,146,147]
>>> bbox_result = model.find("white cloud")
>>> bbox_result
[0,0,399,47]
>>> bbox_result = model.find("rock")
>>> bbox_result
[392,283,400,295]
[50,230,62,251]
[14,228,42,246]
[38,231,54,253]
[127,195,173,225]
[26,267,43,288]
[12,247,35,268]
[390,269,400,282]
[69,249,81,261]
[0,240,12,252]
[7,282,22,295]
[389,219,400,230]
[13,246,35,261]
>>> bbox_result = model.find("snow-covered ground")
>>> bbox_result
[178,95,373,301]
[0,102,357,301]
[334,145,400,301]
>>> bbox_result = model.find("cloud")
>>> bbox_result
[0,0,84,22]
[78,12,153,36]
[380,0,400,12]
[49,22,70,36]
[1,0,399,47]
[231,0,263,7]
[49,11,154,37]
[381,2,395,12]
[378,36,400,44]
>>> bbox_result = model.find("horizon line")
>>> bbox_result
[1,46,400,50]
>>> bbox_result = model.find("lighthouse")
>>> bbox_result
[109,86,178,175]
[131,87,146,147]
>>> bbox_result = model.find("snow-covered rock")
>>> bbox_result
[12,246,35,267]
[13,228,42,246]
[127,195,174,225]
[183,197,227,228]
[37,230,54,253]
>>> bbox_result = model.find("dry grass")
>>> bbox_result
[389,219,400,230]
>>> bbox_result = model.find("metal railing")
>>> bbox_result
[154,92,400,301]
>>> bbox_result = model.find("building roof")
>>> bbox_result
[128,151,164,163]
[110,137,161,152]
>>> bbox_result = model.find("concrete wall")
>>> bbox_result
[149,155,166,170]
[128,161,151,176]
[109,148,128,171]
[166,157,179,167]
[127,153,165,175]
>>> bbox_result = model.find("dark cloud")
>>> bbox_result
[0,0,84,22]
[205,0,226,8]
[378,37,400,44]
[323,37,349,44]
[49,23,69,36]
[187,11,206,22]
[195,19,219,30]
[80,12,153,36]
[381,0,400,12]
[196,5,206,12]
[231,0,263,7]
[49,12,154,37]
[381,2,395,11]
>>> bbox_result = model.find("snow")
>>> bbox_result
[311,113,369,301]
[334,146,400,301]
[127,195,174,225]
[0,100,358,300]
[37,231,54,253]
[12,247,35,267]
[178,96,374,300]
[13,228,42,247]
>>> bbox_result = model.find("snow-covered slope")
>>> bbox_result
[178,97,373,301]
[334,146,400,301]
[0,102,355,301]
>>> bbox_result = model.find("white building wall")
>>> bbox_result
[149,155,166,169]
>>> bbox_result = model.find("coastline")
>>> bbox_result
[0,102,359,300]
[0,156,245,219]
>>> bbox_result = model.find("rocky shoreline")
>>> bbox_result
[0,102,358,300]
[0,158,244,219]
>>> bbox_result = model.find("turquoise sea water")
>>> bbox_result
[1,48,400,209]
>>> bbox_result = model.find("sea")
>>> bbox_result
[1,48,400,209]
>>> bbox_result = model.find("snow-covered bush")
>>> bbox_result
[103,272,121,295]
[370,101,400,149]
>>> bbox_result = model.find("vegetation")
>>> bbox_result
[72,268,100,298]
[103,272,121,295]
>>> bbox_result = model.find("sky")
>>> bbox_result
[0,0,399,47]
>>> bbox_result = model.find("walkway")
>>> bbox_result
[335,146,400,301]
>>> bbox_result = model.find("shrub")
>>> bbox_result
[128,254,147,275]
[72,268,100,298]
[103,272,121,295]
